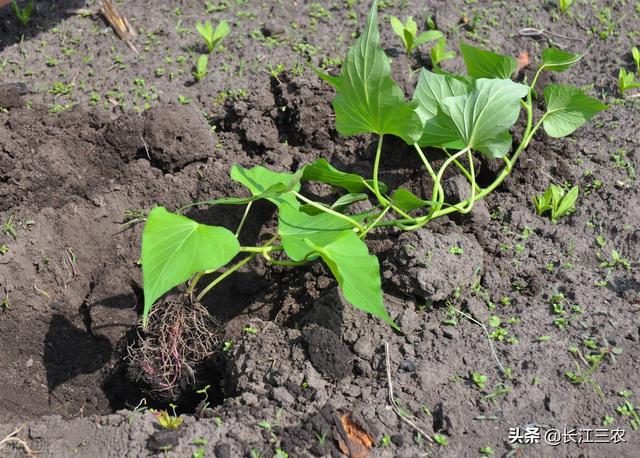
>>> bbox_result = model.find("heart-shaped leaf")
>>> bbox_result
[306,232,398,330]
[542,84,607,138]
[141,207,240,326]
[326,0,423,143]
[278,204,366,261]
[302,158,387,194]
[231,164,301,208]
[440,78,529,158]
[391,188,439,212]
[541,48,582,72]
[460,43,517,79]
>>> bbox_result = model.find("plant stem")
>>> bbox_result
[372,134,388,207]
[427,147,469,217]
[359,205,391,239]
[235,202,252,237]
[196,254,256,301]
[413,144,438,183]
[376,88,539,229]
[293,192,365,232]
[443,148,482,193]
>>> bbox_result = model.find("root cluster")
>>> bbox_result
[127,296,220,401]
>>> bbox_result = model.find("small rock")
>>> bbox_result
[272,386,295,406]
[385,229,484,302]
[466,297,490,323]
[399,308,421,334]
[391,434,404,446]
[399,360,417,372]
[304,326,353,381]
[0,82,27,108]
[29,423,47,439]
[353,335,375,359]
[263,21,285,36]
[214,442,232,458]
[25,358,34,368]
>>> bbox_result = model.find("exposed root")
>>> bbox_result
[127,296,220,401]
[384,342,434,446]
[0,425,38,458]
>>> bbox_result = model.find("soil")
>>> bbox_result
[1,0,639,457]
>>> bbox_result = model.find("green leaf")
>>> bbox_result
[331,193,369,209]
[413,70,469,149]
[390,16,405,42]
[141,207,240,326]
[306,232,397,329]
[431,37,456,68]
[541,48,582,72]
[230,164,301,208]
[542,84,608,138]
[460,43,517,79]
[329,0,423,144]
[278,205,365,261]
[554,186,579,220]
[414,30,443,47]
[300,193,369,216]
[390,188,439,212]
[212,20,230,44]
[302,158,387,194]
[413,69,469,123]
[440,78,529,158]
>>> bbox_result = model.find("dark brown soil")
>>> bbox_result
[1,0,639,457]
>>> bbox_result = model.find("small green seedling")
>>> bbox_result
[532,184,579,223]
[193,54,209,82]
[618,68,640,94]
[430,37,456,70]
[433,433,448,446]
[195,20,230,53]
[138,1,606,332]
[389,16,442,55]
[558,0,573,13]
[471,372,488,389]
[10,0,33,27]
[156,404,183,429]
[633,47,640,74]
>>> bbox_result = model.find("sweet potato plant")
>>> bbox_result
[140,0,606,329]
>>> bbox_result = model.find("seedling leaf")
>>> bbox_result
[460,43,517,79]
[542,85,607,138]
[329,0,423,144]
[306,232,398,329]
[391,188,439,212]
[231,165,301,208]
[413,69,469,123]
[302,158,388,194]
[141,207,240,325]
[440,78,529,158]
[278,205,365,261]
[541,48,582,72]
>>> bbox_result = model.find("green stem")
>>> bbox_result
[530,66,545,93]
[414,144,439,184]
[372,134,388,207]
[235,202,252,237]
[428,147,469,217]
[443,148,482,193]
[196,254,256,301]
[458,148,476,214]
[359,205,391,239]
[377,89,539,229]
[293,192,364,232]
[187,272,204,298]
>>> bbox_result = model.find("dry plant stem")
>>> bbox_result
[454,309,506,374]
[0,425,38,458]
[385,342,435,445]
